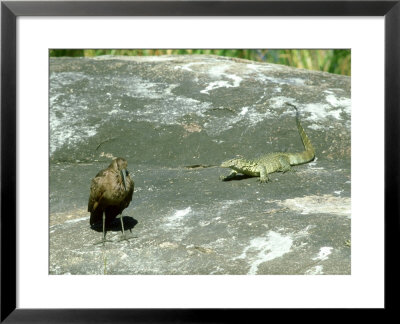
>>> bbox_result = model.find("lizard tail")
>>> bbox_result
[286,103,315,165]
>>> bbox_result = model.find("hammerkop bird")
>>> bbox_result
[88,157,134,245]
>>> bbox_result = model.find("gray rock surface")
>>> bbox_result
[49,55,351,275]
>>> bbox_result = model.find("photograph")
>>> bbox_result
[49,49,351,275]
[3,0,397,319]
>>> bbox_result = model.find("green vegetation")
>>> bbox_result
[49,49,350,76]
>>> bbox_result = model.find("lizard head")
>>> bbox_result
[220,158,242,169]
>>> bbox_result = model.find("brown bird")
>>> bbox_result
[88,157,134,245]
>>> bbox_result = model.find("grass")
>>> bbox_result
[50,49,350,76]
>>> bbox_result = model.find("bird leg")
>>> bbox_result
[120,214,126,238]
[117,214,138,242]
[93,212,112,246]
[102,211,106,246]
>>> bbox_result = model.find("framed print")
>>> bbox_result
[1,0,399,322]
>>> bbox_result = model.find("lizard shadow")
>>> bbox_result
[90,215,138,233]
[222,174,253,181]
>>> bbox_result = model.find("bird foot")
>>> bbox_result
[93,239,114,246]
[117,234,138,243]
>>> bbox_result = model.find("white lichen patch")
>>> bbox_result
[64,216,89,224]
[308,123,324,130]
[239,106,249,115]
[50,208,89,227]
[200,64,243,94]
[123,77,174,99]
[312,247,333,261]
[159,241,179,248]
[265,94,350,130]
[218,199,244,212]
[52,72,212,142]
[233,231,293,275]
[269,96,297,109]
[49,101,98,154]
[293,225,316,238]
[307,157,320,167]
[174,62,207,72]
[301,93,351,124]
[107,109,119,115]
[302,103,342,121]
[325,94,351,115]
[204,104,273,135]
[50,72,99,155]
[305,265,324,275]
[136,95,211,125]
[201,81,230,94]
[278,195,351,218]
[233,225,313,275]
[164,207,192,229]
[285,77,306,86]
[305,158,326,172]
[174,61,245,94]
[198,220,211,227]
[245,63,303,86]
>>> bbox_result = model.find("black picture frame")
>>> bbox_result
[1,0,399,322]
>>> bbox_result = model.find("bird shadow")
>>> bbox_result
[90,216,138,233]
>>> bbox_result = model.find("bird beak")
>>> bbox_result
[121,169,127,191]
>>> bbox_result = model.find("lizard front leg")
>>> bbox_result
[278,156,292,173]
[258,166,269,183]
[220,170,238,181]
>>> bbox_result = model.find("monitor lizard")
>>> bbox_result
[220,103,315,183]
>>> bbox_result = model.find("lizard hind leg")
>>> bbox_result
[258,166,270,183]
